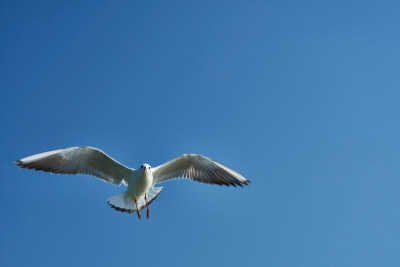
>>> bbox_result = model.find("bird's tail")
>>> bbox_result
[107,186,163,214]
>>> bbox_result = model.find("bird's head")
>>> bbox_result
[139,164,152,172]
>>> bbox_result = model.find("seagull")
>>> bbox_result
[15,146,250,219]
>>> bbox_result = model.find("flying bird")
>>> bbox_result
[15,146,250,219]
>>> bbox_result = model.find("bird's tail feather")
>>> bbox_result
[107,186,163,214]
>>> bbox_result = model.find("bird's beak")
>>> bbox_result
[144,167,148,171]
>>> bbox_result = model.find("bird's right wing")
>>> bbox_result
[15,146,133,186]
[152,154,250,187]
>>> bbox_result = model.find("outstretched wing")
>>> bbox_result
[15,146,133,186]
[152,154,250,187]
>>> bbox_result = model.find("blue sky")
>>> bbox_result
[1,0,400,266]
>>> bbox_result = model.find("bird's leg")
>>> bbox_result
[134,197,141,219]
[145,194,149,219]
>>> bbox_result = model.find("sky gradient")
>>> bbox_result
[1,1,400,266]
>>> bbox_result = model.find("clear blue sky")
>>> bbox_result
[1,1,400,266]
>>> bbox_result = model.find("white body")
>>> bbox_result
[107,164,162,214]
[126,168,153,198]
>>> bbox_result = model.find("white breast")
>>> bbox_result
[126,170,153,197]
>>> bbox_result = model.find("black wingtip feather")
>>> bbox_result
[15,160,23,167]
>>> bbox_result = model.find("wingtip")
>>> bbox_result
[14,160,23,168]
[238,180,249,187]
[238,178,250,187]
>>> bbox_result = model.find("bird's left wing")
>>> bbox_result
[15,146,133,186]
[152,154,250,187]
